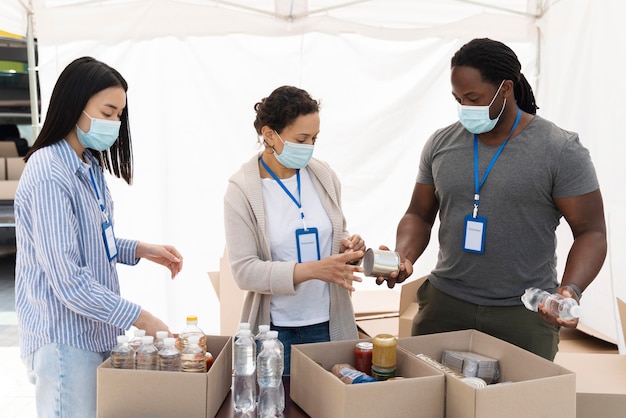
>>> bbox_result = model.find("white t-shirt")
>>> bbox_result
[261,167,332,326]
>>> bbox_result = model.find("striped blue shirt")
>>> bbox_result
[14,140,142,358]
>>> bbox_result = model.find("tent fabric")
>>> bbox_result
[1,0,624,351]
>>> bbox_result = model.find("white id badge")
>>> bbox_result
[102,220,118,261]
[463,215,486,254]
[295,227,321,262]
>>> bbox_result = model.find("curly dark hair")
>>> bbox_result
[253,86,320,135]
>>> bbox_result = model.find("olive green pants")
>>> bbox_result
[411,280,559,361]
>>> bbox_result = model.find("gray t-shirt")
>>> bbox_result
[417,115,599,306]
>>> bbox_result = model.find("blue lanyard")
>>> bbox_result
[472,108,522,218]
[89,168,108,220]
[259,157,307,229]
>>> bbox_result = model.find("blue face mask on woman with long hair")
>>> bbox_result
[273,130,314,169]
[76,111,121,151]
[457,80,506,134]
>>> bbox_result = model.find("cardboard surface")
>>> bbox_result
[351,289,400,318]
[208,248,245,336]
[291,338,445,418]
[97,335,232,418]
[555,353,626,418]
[398,276,427,337]
[356,316,399,338]
[5,156,24,180]
[0,179,18,200]
[397,330,576,418]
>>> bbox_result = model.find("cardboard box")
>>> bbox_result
[551,297,626,417]
[356,316,399,338]
[290,338,445,418]
[555,353,626,417]
[97,335,232,418]
[208,248,245,336]
[397,330,576,418]
[398,276,427,337]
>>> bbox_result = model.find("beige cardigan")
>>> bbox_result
[223,153,359,340]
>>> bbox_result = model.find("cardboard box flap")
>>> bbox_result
[399,276,427,313]
[556,353,626,395]
[291,339,445,418]
[205,336,232,418]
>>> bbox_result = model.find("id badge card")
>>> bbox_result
[102,220,118,261]
[463,214,486,254]
[295,227,321,262]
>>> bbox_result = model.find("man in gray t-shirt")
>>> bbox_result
[378,39,606,361]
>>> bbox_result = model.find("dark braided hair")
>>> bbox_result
[451,38,538,115]
[253,86,320,136]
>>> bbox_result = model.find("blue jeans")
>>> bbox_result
[271,321,329,375]
[23,343,109,418]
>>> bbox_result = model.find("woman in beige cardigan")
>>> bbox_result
[224,86,365,374]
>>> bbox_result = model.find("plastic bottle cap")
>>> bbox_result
[266,330,278,339]
[142,336,154,344]
[156,330,169,338]
[239,322,251,330]
[117,335,129,343]
[186,315,198,323]
[258,324,270,332]
[134,329,146,337]
[164,337,176,346]
[570,305,582,318]
[239,329,252,336]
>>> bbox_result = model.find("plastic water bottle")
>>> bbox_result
[181,334,206,373]
[257,339,282,417]
[179,315,206,352]
[129,329,146,352]
[233,329,256,413]
[154,330,169,351]
[110,335,134,369]
[521,287,582,320]
[266,330,285,412]
[254,325,270,404]
[159,337,182,372]
[255,324,271,359]
[234,322,251,344]
[135,336,158,370]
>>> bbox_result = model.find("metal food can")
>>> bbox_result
[461,377,488,388]
[363,248,400,277]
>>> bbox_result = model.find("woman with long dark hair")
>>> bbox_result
[15,57,183,417]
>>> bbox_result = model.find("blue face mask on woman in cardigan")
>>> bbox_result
[273,130,314,169]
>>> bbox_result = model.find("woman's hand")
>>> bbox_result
[295,250,364,291]
[340,234,366,254]
[136,242,183,278]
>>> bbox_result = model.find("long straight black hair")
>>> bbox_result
[26,56,134,184]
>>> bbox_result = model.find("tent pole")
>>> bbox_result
[26,0,39,140]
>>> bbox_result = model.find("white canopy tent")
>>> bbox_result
[1,0,624,350]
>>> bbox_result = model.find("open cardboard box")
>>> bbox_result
[208,248,246,337]
[398,276,427,337]
[290,338,445,418]
[397,329,576,418]
[97,335,232,418]
[553,297,626,417]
